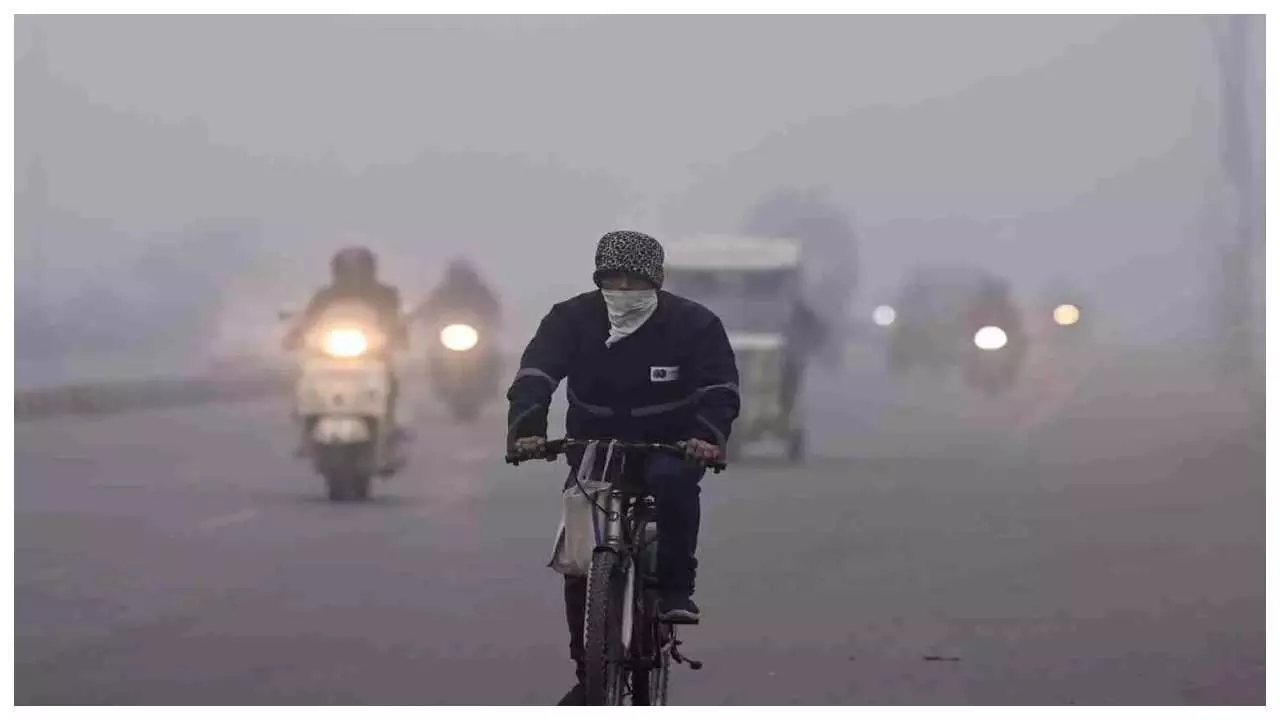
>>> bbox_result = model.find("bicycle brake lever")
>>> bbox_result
[505,448,557,465]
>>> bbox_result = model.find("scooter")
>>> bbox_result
[284,301,404,501]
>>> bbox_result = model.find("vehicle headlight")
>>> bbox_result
[974,326,1008,351]
[323,328,370,358]
[440,323,479,352]
[1053,304,1081,326]
[872,305,897,327]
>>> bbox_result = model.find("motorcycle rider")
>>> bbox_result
[781,299,827,420]
[413,258,503,418]
[412,258,501,330]
[506,230,741,705]
[284,246,408,451]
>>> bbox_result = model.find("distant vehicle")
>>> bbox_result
[422,312,501,423]
[664,233,816,461]
[1033,279,1092,361]
[879,265,1027,396]
[412,260,503,423]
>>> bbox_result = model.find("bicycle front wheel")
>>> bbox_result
[583,549,628,705]
[631,612,671,705]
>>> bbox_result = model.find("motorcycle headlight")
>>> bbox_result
[974,326,1009,351]
[1053,304,1081,326]
[323,327,370,358]
[440,324,479,352]
[872,305,897,327]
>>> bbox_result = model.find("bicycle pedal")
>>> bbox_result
[670,640,704,671]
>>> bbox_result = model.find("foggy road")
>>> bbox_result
[16,359,1264,705]
[15,13,1266,707]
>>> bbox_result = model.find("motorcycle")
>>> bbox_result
[964,314,1026,397]
[425,316,501,423]
[884,266,1027,396]
[284,301,403,501]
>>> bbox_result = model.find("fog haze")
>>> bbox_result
[14,14,1262,383]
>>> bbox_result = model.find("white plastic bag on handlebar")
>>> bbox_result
[548,440,613,577]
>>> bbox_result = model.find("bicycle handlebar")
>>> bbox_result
[505,438,727,473]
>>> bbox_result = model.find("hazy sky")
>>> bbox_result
[14,14,1261,365]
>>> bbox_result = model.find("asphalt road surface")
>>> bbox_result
[16,353,1264,704]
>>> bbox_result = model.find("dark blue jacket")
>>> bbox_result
[507,290,741,447]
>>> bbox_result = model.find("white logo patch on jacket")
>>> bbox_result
[649,366,680,383]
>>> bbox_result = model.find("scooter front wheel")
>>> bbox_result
[325,472,371,502]
[316,443,374,502]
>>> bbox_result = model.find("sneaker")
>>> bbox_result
[556,683,585,705]
[658,594,701,625]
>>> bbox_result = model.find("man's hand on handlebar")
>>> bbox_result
[507,436,728,471]
[680,438,722,463]
[512,436,548,459]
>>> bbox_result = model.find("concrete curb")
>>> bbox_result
[15,368,294,421]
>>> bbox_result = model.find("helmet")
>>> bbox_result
[445,258,481,285]
[331,246,377,287]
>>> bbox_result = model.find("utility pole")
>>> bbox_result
[1208,15,1263,393]
[17,28,52,327]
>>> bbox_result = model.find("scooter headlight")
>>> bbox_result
[323,327,370,358]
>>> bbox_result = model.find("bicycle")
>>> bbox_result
[506,437,727,705]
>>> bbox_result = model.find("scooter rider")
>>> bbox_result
[284,247,408,453]
[284,247,406,349]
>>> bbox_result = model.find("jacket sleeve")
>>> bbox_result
[506,302,575,441]
[687,315,741,447]
[385,286,409,348]
[478,285,501,325]
[283,289,329,348]
[410,286,442,325]
[794,301,828,357]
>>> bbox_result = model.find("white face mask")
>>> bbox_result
[601,289,658,347]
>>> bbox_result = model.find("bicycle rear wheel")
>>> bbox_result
[583,549,627,705]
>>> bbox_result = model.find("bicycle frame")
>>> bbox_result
[595,449,711,704]
[591,460,667,704]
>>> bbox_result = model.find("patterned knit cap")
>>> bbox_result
[592,230,665,289]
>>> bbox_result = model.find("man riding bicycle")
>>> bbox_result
[506,230,741,704]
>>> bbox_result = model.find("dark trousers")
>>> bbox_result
[563,452,703,667]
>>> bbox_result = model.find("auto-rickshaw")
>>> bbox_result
[663,234,812,462]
